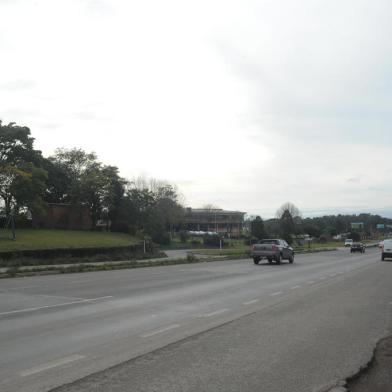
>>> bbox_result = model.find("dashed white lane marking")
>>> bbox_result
[28,293,86,301]
[290,285,301,290]
[141,324,180,338]
[270,291,283,297]
[243,299,259,305]
[0,296,113,317]
[319,276,326,280]
[21,354,85,377]
[329,274,337,277]
[201,308,229,317]
[307,281,315,284]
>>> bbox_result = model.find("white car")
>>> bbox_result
[381,240,392,261]
[344,239,353,247]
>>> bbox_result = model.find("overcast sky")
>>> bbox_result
[1,0,391,218]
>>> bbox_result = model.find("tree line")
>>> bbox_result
[250,202,392,244]
[0,121,184,244]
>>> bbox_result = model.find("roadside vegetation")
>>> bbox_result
[0,229,139,251]
[0,121,389,277]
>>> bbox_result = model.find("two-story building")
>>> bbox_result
[183,208,245,238]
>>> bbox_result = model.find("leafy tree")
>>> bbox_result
[251,216,267,239]
[0,122,46,219]
[48,148,126,229]
[41,158,73,203]
[303,224,321,238]
[115,177,184,243]
[79,164,125,228]
[48,148,98,203]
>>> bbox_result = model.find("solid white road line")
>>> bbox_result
[243,299,259,305]
[270,291,283,297]
[201,309,229,317]
[20,355,85,377]
[0,296,113,317]
[141,324,180,338]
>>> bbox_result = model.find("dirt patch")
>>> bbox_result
[348,335,392,392]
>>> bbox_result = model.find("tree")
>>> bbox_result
[251,216,267,239]
[276,202,301,244]
[79,164,125,228]
[115,177,184,243]
[48,148,126,229]
[303,224,321,238]
[276,202,301,221]
[48,148,99,203]
[0,122,46,219]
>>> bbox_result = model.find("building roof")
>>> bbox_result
[185,208,245,215]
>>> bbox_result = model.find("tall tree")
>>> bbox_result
[0,122,46,219]
[276,202,301,244]
[116,177,184,243]
[48,148,98,203]
[251,216,267,239]
[48,148,126,229]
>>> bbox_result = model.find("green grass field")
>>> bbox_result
[0,229,140,252]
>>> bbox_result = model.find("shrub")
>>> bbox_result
[203,234,225,247]
[151,231,171,245]
[318,235,328,243]
[186,252,197,262]
[111,221,132,234]
[179,231,189,243]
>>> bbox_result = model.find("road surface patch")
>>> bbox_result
[141,324,180,338]
[243,299,259,305]
[0,296,113,317]
[269,291,283,297]
[20,354,85,377]
[201,309,229,317]
[290,285,301,290]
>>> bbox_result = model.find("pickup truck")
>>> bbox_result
[251,239,294,265]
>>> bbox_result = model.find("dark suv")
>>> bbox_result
[350,242,365,253]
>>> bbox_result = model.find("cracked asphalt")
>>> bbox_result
[347,335,392,392]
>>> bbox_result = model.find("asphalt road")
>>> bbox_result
[0,248,391,392]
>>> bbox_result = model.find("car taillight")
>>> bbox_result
[252,245,256,251]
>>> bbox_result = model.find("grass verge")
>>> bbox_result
[0,229,139,252]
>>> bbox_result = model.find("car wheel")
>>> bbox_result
[275,254,281,264]
[253,257,260,265]
[289,254,294,263]
[267,257,272,264]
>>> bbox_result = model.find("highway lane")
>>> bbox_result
[0,247,390,392]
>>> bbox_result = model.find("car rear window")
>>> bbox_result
[258,240,279,244]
